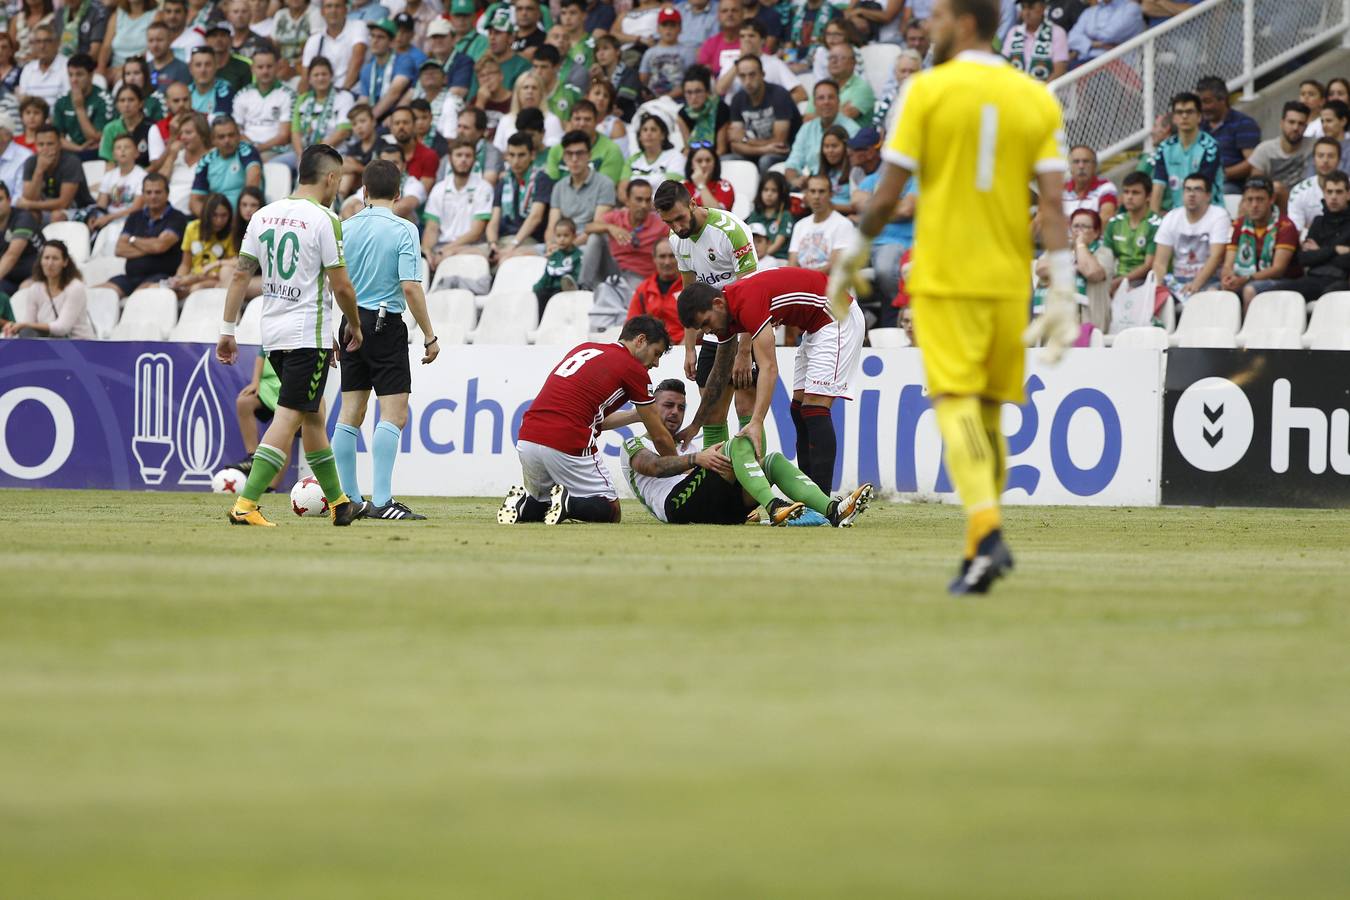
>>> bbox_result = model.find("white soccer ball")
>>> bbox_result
[211,467,248,494]
[290,477,329,517]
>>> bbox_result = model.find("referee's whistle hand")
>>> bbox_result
[345,324,364,353]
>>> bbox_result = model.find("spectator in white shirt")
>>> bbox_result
[301,0,369,93]
[1288,137,1342,237]
[789,173,856,272]
[1152,172,1231,303]
[16,24,67,106]
[230,47,295,161]
[714,19,804,103]
[421,138,492,266]
[0,111,33,200]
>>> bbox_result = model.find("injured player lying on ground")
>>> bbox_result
[617,379,873,527]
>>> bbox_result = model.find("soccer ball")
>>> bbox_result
[211,467,247,494]
[290,477,329,517]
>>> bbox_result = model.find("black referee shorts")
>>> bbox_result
[339,306,412,396]
[695,338,758,390]
[267,347,332,413]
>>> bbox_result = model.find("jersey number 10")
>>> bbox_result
[258,228,300,280]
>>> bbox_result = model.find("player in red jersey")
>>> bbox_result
[676,266,867,495]
[498,315,678,525]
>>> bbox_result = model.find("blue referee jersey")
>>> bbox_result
[343,205,422,313]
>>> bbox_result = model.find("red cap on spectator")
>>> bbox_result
[658,8,682,25]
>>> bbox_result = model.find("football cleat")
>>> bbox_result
[786,508,831,526]
[330,499,359,527]
[352,500,373,519]
[366,499,426,520]
[948,530,1016,596]
[827,483,874,527]
[227,504,276,527]
[767,498,806,526]
[497,485,528,524]
[543,484,569,525]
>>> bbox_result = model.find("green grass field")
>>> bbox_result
[3,490,1349,899]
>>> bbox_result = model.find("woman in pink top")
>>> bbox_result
[2,241,94,339]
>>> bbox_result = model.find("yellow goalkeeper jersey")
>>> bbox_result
[884,50,1067,302]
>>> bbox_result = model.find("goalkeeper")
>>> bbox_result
[827,0,1074,594]
[617,379,872,527]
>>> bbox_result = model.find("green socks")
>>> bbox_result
[241,443,285,502]
[305,448,347,504]
[766,451,832,516]
[703,422,729,450]
[737,414,752,429]
[729,436,776,509]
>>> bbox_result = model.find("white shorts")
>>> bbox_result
[517,440,618,501]
[793,300,865,399]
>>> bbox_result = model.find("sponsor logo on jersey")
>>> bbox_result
[696,271,735,285]
[707,248,716,262]
[733,243,753,260]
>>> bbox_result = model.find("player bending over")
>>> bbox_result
[498,315,678,525]
[828,0,1074,593]
[621,379,873,526]
[677,265,868,497]
[217,144,364,527]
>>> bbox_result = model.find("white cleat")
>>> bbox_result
[830,483,874,527]
[543,484,569,525]
[497,485,527,524]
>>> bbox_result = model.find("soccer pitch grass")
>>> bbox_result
[3,491,1349,899]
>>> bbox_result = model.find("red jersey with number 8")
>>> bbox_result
[518,342,655,455]
[721,267,838,338]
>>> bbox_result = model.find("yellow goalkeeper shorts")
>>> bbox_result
[910,293,1028,405]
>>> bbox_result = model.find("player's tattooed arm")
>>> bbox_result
[692,339,736,425]
[235,254,259,277]
[630,448,696,478]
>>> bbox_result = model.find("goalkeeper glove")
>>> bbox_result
[1023,249,1079,364]
[827,231,873,321]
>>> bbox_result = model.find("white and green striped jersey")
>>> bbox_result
[670,207,759,289]
[239,197,345,351]
[619,433,689,523]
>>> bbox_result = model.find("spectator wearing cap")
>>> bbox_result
[1064,144,1118,222]
[1001,0,1068,83]
[391,12,428,69]
[487,130,552,261]
[203,21,253,91]
[627,240,684,342]
[510,0,549,59]
[189,115,260,214]
[727,54,798,175]
[413,57,459,133]
[640,7,695,100]
[697,0,744,76]
[358,18,417,121]
[54,53,112,159]
[348,0,391,24]
[302,0,370,94]
[420,16,469,99]
[542,99,624,185]
[784,80,859,190]
[749,222,782,270]
[715,18,805,103]
[232,47,294,161]
[846,125,882,197]
[581,176,664,328]
[17,24,67,106]
[0,111,34,199]
[423,138,492,266]
[676,0,719,52]
[188,45,236,116]
[808,43,874,123]
[1197,75,1261,193]
[473,8,531,94]
[1248,102,1312,204]
[1067,0,1144,66]
[1220,177,1299,309]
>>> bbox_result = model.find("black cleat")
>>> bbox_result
[331,499,359,526]
[948,530,1015,595]
[352,500,373,519]
[366,499,426,520]
[231,457,254,475]
[543,484,569,525]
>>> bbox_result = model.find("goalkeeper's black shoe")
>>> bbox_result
[948,530,1015,595]
[366,499,426,520]
[331,498,359,527]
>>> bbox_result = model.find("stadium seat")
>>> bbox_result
[81,159,106,188]
[1302,291,1350,348]
[1177,326,1238,348]
[483,255,545,303]
[236,298,263,345]
[432,253,490,292]
[1170,290,1239,347]
[1224,194,1243,219]
[90,218,124,257]
[1087,327,1105,347]
[722,160,759,222]
[85,287,121,340]
[589,325,622,342]
[1237,291,1305,347]
[110,287,177,341]
[530,290,592,345]
[469,290,535,344]
[867,326,910,348]
[1243,327,1303,349]
[1111,326,1169,350]
[169,288,227,342]
[81,254,125,288]
[43,221,91,264]
[860,43,901,96]
[424,288,478,331]
[263,162,292,204]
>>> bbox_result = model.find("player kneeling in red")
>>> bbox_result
[676,266,867,495]
[499,315,678,525]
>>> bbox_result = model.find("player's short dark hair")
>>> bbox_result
[506,131,534,153]
[653,180,690,212]
[620,314,671,349]
[676,283,720,328]
[459,106,488,130]
[1182,172,1212,192]
[1315,136,1343,158]
[533,44,560,66]
[516,107,545,132]
[559,0,585,10]
[813,78,839,97]
[949,0,1000,41]
[1170,91,1202,112]
[190,45,214,60]
[299,143,343,184]
[362,159,401,201]
[654,378,685,396]
[67,53,96,73]
[736,54,763,74]
[682,63,712,90]
[1195,75,1227,98]
[388,105,414,122]
[408,97,431,115]
[34,123,58,140]
[1325,170,1350,189]
[1121,171,1151,192]
[112,133,137,148]
[252,45,277,62]
[561,129,590,150]
[1326,99,1350,122]
[1284,100,1312,119]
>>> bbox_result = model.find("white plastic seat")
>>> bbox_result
[589,325,623,343]
[1237,290,1305,347]
[85,286,121,339]
[81,159,106,188]
[1170,290,1240,347]
[469,290,535,344]
[424,288,478,330]
[1111,325,1169,350]
[1223,194,1243,219]
[721,159,759,222]
[109,287,177,341]
[1178,326,1238,348]
[867,326,910,348]
[43,221,91,263]
[236,298,263,345]
[1302,291,1350,347]
[530,290,592,345]
[483,255,545,303]
[432,253,490,291]
[860,43,901,96]
[90,218,125,257]
[263,162,292,204]
[1242,327,1303,349]
[169,288,227,342]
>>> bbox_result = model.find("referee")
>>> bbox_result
[331,159,441,520]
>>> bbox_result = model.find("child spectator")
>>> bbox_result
[746,170,793,259]
[638,8,694,101]
[167,190,235,298]
[88,132,146,236]
[683,142,733,211]
[533,215,581,315]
